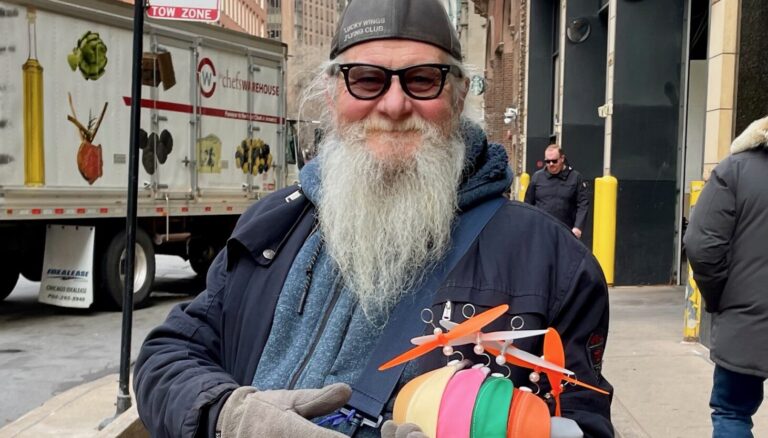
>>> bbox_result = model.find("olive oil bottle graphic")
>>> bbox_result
[23,7,45,186]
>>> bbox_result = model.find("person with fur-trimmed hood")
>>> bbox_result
[685,115,768,437]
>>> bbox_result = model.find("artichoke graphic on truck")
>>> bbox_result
[67,31,108,81]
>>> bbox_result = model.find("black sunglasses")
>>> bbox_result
[330,63,463,100]
[544,159,561,164]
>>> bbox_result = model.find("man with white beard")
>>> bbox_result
[134,0,613,437]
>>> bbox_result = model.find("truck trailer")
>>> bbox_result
[0,0,300,308]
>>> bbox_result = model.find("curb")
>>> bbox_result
[0,374,146,438]
[96,406,147,438]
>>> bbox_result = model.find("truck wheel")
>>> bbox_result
[20,228,46,282]
[20,254,44,282]
[0,261,20,301]
[188,237,218,278]
[100,228,156,309]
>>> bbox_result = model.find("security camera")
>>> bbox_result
[503,107,518,124]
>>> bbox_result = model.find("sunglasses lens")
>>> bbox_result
[341,64,450,100]
[346,65,388,98]
[403,66,443,98]
[545,159,558,164]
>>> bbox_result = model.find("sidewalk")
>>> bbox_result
[605,286,768,438]
[2,286,767,437]
[0,374,145,438]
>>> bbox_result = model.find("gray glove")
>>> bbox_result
[381,420,429,438]
[550,416,584,438]
[216,383,352,437]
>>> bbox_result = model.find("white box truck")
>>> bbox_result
[0,0,302,308]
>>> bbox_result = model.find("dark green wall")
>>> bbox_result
[526,0,686,284]
[526,0,556,174]
[611,0,685,284]
[561,0,607,248]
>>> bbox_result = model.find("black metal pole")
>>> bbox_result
[116,0,145,417]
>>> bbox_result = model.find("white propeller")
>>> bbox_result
[488,342,574,376]
[410,320,549,346]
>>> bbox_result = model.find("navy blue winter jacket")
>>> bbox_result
[134,182,613,437]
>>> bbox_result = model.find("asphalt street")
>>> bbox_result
[0,255,202,426]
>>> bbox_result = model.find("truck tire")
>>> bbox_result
[100,228,156,309]
[20,253,44,282]
[187,237,218,279]
[20,227,46,282]
[0,262,20,301]
[21,263,42,282]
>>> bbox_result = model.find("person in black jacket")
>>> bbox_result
[133,1,614,437]
[684,115,768,437]
[525,144,590,239]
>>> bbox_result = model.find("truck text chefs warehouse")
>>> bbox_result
[220,70,280,96]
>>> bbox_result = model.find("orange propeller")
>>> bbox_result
[543,329,566,416]
[379,304,509,371]
[484,336,609,396]
[560,375,610,395]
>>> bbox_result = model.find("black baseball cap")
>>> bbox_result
[330,0,462,60]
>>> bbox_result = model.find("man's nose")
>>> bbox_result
[375,77,413,120]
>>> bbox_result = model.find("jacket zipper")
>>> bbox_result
[288,278,344,389]
[296,225,322,315]
[441,300,453,321]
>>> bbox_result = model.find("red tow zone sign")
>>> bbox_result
[147,0,220,22]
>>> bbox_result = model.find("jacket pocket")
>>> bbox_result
[417,287,550,380]
[558,180,578,200]
[431,285,549,333]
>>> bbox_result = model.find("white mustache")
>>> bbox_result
[363,116,426,133]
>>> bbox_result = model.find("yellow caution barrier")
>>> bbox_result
[517,172,530,202]
[683,181,705,342]
[593,176,618,285]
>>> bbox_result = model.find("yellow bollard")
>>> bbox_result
[683,181,705,342]
[593,176,618,285]
[517,172,530,202]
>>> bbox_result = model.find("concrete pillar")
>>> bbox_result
[702,0,739,178]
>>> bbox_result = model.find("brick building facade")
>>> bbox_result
[220,0,266,36]
[470,0,527,177]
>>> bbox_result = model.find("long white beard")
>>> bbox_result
[317,116,466,322]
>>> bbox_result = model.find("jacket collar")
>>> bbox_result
[227,190,315,268]
[731,115,768,154]
[546,166,571,180]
